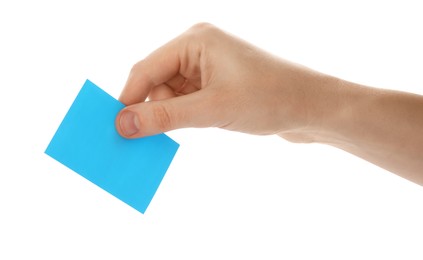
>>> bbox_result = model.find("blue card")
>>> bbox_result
[45,80,179,213]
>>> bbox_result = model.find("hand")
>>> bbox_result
[115,23,423,185]
[115,23,334,140]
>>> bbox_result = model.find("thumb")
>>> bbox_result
[115,91,218,138]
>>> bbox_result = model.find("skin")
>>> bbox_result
[116,23,423,186]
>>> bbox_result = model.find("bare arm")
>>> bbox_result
[116,23,423,185]
[278,76,423,184]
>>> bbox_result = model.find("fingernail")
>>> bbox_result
[119,110,140,136]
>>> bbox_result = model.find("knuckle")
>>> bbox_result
[186,22,219,40]
[152,104,173,132]
[189,22,215,32]
[129,60,155,86]
[130,60,144,74]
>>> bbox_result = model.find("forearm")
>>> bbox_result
[310,79,423,185]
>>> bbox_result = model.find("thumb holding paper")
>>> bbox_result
[116,90,220,138]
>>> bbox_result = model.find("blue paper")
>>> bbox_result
[45,80,179,213]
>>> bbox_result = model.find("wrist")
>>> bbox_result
[276,68,346,143]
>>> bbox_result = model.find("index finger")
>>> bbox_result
[119,39,182,106]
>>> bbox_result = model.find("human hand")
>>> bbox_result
[116,23,336,140]
[115,23,423,184]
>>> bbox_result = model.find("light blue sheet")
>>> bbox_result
[45,80,179,213]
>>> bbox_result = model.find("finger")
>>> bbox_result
[118,39,182,106]
[165,74,201,95]
[116,90,221,138]
[148,84,177,101]
[164,74,186,92]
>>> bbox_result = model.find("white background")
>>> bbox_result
[1,0,422,259]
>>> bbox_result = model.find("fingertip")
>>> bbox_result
[116,109,141,138]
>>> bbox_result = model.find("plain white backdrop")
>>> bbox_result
[1,0,422,259]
